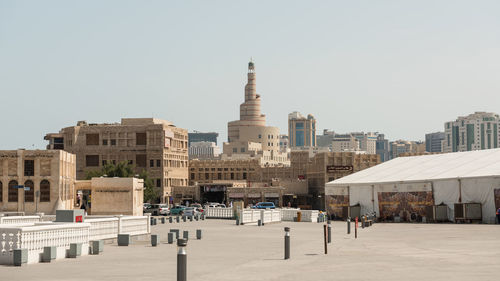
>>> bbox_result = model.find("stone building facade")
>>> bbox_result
[0,149,76,214]
[45,118,188,203]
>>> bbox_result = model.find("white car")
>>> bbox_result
[183,207,199,217]
[151,204,170,216]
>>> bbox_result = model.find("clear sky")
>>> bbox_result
[1,0,500,149]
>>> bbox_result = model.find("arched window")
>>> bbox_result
[8,180,18,202]
[40,180,50,202]
[0,181,3,202]
[24,180,34,202]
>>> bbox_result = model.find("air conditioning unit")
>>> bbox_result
[425,204,449,222]
[454,203,482,222]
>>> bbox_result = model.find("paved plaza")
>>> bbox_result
[2,219,500,281]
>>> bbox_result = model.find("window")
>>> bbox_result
[102,139,108,145]
[233,148,237,153]
[24,160,34,176]
[156,160,161,167]
[110,139,116,146]
[136,133,147,145]
[243,172,247,180]
[85,155,99,167]
[86,134,99,145]
[8,180,18,202]
[156,179,161,187]
[24,180,34,202]
[191,173,195,180]
[128,160,133,165]
[102,160,107,166]
[150,160,154,167]
[258,134,261,139]
[230,173,234,180]
[136,155,147,167]
[241,148,246,153]
[40,180,50,202]
[205,173,209,180]
[218,173,222,180]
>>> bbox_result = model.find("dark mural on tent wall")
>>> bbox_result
[494,189,500,210]
[378,192,434,222]
[326,195,349,218]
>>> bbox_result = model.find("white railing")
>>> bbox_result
[119,216,149,236]
[0,223,90,265]
[86,218,119,241]
[280,209,319,222]
[240,209,281,224]
[205,208,234,219]
[0,216,41,225]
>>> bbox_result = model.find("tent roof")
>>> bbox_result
[326,148,500,187]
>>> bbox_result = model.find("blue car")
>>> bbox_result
[252,202,276,209]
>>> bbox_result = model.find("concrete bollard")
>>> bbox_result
[327,221,332,244]
[42,246,56,262]
[168,232,174,244]
[169,217,173,223]
[189,216,193,222]
[196,229,202,240]
[347,218,351,234]
[258,219,262,226]
[176,216,180,223]
[362,216,365,229]
[195,215,199,221]
[284,227,290,260]
[182,216,186,222]
[161,217,165,224]
[183,230,189,240]
[177,239,188,281]
[13,249,28,266]
[236,217,240,225]
[323,224,328,254]
[91,240,104,255]
[151,234,159,247]
[118,234,131,246]
[69,243,82,258]
[170,229,180,239]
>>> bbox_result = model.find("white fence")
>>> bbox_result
[281,209,319,222]
[240,209,281,224]
[0,223,90,265]
[205,208,234,219]
[0,215,150,265]
[0,216,41,225]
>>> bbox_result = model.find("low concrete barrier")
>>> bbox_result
[205,208,234,219]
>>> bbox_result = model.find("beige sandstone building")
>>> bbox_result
[0,149,76,214]
[45,118,188,203]
[225,61,288,165]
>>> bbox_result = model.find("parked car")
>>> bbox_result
[216,204,226,208]
[143,203,155,214]
[170,205,186,215]
[191,203,204,213]
[151,204,170,216]
[252,202,276,209]
[183,207,199,217]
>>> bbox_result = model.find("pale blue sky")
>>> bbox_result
[1,1,500,149]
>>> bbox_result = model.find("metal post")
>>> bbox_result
[196,229,202,240]
[258,219,262,226]
[327,221,332,244]
[177,239,187,281]
[362,215,365,229]
[355,217,358,239]
[347,217,351,234]
[168,232,174,244]
[323,224,328,254]
[284,227,290,260]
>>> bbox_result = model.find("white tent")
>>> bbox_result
[325,149,500,223]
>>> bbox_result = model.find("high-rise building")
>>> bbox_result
[443,112,500,153]
[332,134,360,152]
[352,132,377,154]
[316,129,335,148]
[188,132,219,146]
[425,132,445,152]
[390,140,425,159]
[188,142,220,159]
[45,118,189,203]
[376,134,390,162]
[288,111,316,148]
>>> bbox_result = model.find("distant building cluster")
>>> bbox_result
[2,59,500,214]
